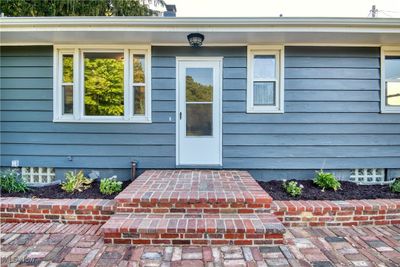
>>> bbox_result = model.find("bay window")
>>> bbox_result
[54,45,151,122]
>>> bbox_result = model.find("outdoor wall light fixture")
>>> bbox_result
[187,33,204,48]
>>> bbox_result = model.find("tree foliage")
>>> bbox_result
[84,55,125,116]
[186,76,213,102]
[133,57,146,115]
[0,0,164,17]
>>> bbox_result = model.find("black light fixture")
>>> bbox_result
[187,33,204,48]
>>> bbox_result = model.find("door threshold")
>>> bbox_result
[175,165,223,170]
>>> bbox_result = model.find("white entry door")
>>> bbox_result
[177,58,222,166]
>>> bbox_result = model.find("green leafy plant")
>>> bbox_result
[390,178,400,193]
[0,0,165,17]
[100,176,123,195]
[313,170,341,191]
[282,180,303,197]
[0,169,28,193]
[61,170,93,193]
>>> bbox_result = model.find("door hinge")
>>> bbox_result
[179,112,182,120]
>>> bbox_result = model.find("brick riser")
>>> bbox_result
[102,212,285,246]
[116,202,271,214]
[104,232,284,246]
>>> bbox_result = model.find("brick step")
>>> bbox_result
[115,170,272,214]
[102,213,285,246]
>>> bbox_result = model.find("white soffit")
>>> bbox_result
[1,17,400,45]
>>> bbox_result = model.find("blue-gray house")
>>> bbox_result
[1,17,400,182]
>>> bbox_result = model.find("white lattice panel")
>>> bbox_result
[21,167,55,184]
[349,168,387,184]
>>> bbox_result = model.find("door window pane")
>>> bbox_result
[63,85,73,114]
[84,52,124,116]
[254,82,275,105]
[134,86,145,115]
[186,104,212,136]
[133,55,145,83]
[386,82,400,106]
[385,56,400,80]
[186,68,213,102]
[254,55,275,80]
[62,55,73,83]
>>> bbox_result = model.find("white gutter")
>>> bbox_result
[1,17,400,33]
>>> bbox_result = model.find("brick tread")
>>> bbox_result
[102,212,285,245]
[116,170,272,207]
[102,213,285,234]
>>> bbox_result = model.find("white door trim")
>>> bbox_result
[175,56,223,166]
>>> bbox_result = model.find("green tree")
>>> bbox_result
[0,0,165,17]
[186,76,213,102]
[84,55,124,116]
[133,56,145,115]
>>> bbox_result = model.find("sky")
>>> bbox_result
[165,0,400,18]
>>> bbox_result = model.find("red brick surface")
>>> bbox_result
[105,170,281,246]
[115,170,272,213]
[0,197,115,224]
[3,222,400,266]
[272,199,400,227]
[102,213,285,245]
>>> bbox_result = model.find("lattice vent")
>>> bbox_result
[21,167,55,184]
[349,168,388,184]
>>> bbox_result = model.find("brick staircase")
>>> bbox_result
[102,170,285,246]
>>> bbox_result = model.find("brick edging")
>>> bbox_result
[0,197,116,224]
[272,199,400,227]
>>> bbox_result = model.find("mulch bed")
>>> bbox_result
[258,180,400,201]
[1,181,130,199]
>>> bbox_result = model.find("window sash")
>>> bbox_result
[381,47,400,113]
[80,49,126,120]
[54,45,151,123]
[247,46,284,113]
[130,51,149,117]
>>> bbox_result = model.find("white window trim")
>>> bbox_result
[53,44,152,123]
[381,46,400,113]
[247,45,284,113]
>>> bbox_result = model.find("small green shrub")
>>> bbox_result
[390,178,400,193]
[61,170,92,193]
[100,176,122,195]
[0,169,28,193]
[282,180,303,197]
[313,170,341,191]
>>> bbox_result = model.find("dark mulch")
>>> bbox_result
[258,180,400,201]
[1,181,131,199]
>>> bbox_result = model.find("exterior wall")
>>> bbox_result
[1,46,175,177]
[1,46,400,180]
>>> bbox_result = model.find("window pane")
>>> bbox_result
[254,81,275,105]
[385,56,400,80]
[186,103,212,136]
[133,55,145,83]
[84,52,124,116]
[386,82,400,106]
[254,55,275,80]
[62,55,73,83]
[134,86,145,115]
[63,85,73,114]
[186,68,213,102]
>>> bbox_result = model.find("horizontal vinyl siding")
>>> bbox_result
[0,46,175,169]
[223,46,400,169]
[1,46,399,172]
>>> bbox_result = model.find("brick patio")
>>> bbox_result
[104,170,284,245]
[3,222,400,266]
